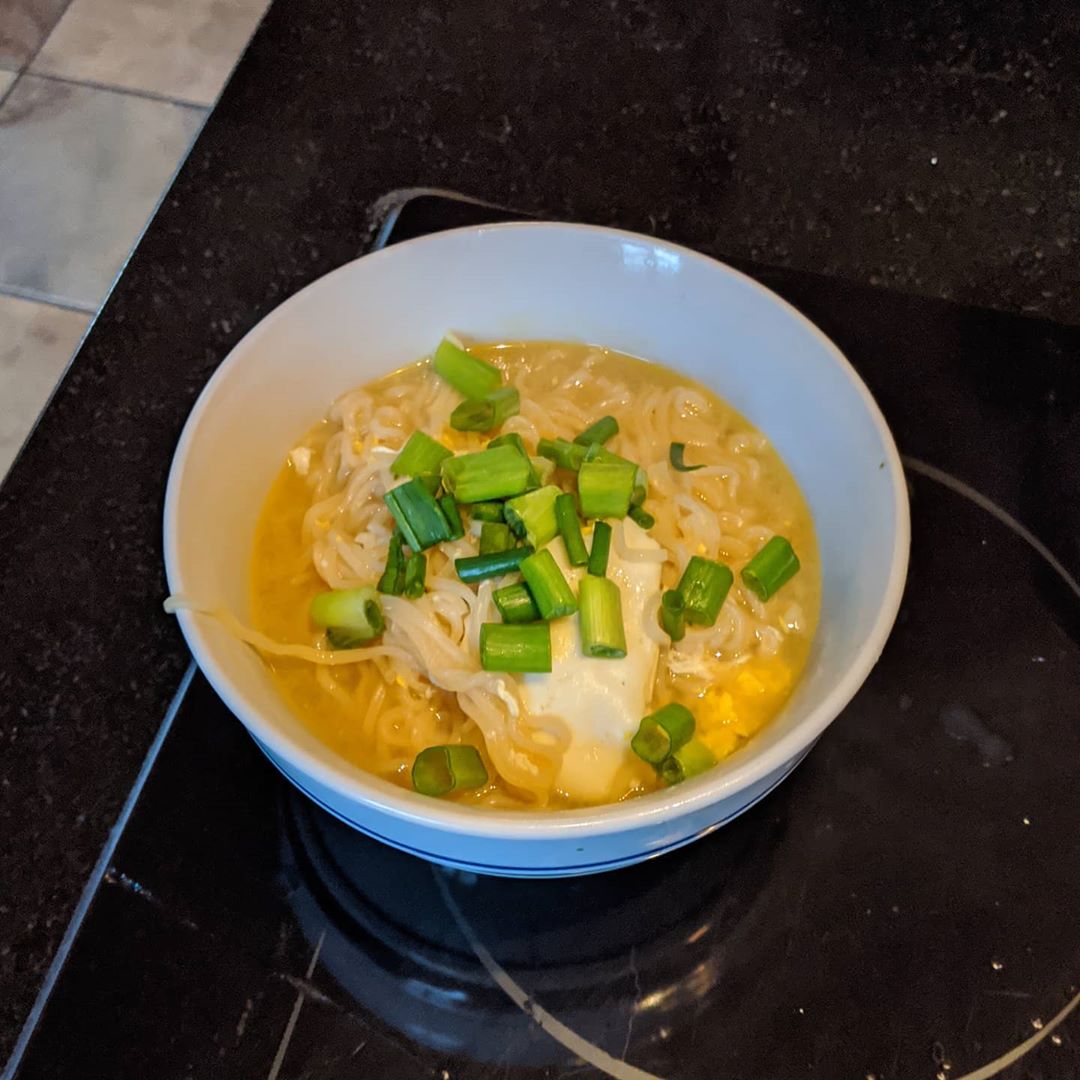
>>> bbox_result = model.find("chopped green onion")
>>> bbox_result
[450,387,521,432]
[578,575,627,658]
[469,501,505,522]
[377,530,406,596]
[659,589,686,642]
[432,337,501,399]
[520,549,578,620]
[537,437,586,471]
[587,520,613,577]
[403,551,427,598]
[504,485,560,549]
[439,496,465,541]
[555,493,589,566]
[487,432,526,454]
[574,415,619,446]
[630,703,695,764]
[628,505,655,529]
[678,555,734,627]
[582,443,624,465]
[391,430,452,478]
[669,442,705,472]
[441,445,531,502]
[530,455,556,486]
[493,582,541,624]
[584,444,648,505]
[384,478,452,551]
[412,744,489,796]
[455,546,534,583]
[487,433,541,488]
[578,461,636,519]
[742,536,801,601]
[479,521,515,554]
[309,586,385,641]
[326,627,376,649]
[417,473,442,495]
[479,622,552,673]
[660,739,717,785]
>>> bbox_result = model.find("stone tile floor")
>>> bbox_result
[0,0,269,479]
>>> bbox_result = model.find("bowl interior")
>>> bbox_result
[164,222,908,833]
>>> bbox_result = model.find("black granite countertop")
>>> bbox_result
[2,0,1080,1066]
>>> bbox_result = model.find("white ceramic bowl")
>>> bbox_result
[164,222,909,878]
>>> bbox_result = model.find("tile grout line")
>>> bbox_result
[17,69,209,112]
[0,663,197,1080]
[0,0,76,105]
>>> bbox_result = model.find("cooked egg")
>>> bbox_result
[695,658,792,760]
[520,520,663,802]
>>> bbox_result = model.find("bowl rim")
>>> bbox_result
[163,219,910,841]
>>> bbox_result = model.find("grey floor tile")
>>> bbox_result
[0,69,16,95]
[0,294,89,479]
[0,75,204,309]
[31,0,269,106]
[0,0,72,69]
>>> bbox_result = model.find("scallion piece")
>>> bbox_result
[584,443,648,505]
[403,551,427,598]
[520,548,578,620]
[537,437,586,472]
[493,582,541,624]
[630,703,695,765]
[439,496,465,541]
[391,430,452,478]
[578,575,627,658]
[660,739,717,785]
[384,478,452,551]
[504,485,560,550]
[531,455,556,486]
[479,622,552,673]
[417,473,442,495]
[377,530,406,596]
[455,546,533,583]
[469,501,505,522]
[412,744,489,796]
[677,555,734,627]
[669,442,705,472]
[487,433,541,487]
[479,521,515,554]
[450,387,521,433]
[659,589,686,642]
[578,461,636,519]
[487,432,526,454]
[628,505,655,530]
[326,627,375,649]
[574,415,619,446]
[441,445,531,502]
[587,520,613,577]
[309,586,385,641]
[742,536,801,601]
[555,492,589,566]
[432,337,502,399]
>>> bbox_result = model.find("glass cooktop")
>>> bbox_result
[11,193,1079,1080]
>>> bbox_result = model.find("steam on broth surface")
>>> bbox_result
[250,341,820,809]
